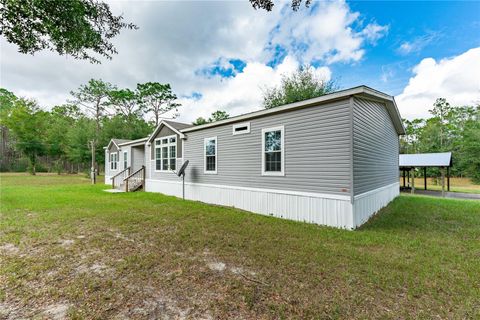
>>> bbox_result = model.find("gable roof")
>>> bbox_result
[118,137,148,147]
[180,86,405,135]
[399,152,452,167]
[106,139,131,150]
[113,139,131,145]
[147,120,192,142]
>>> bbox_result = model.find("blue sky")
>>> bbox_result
[2,0,479,121]
[340,1,480,94]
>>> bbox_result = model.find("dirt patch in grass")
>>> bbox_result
[0,243,19,255]
[43,303,71,320]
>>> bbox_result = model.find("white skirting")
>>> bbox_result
[145,179,354,229]
[105,175,112,184]
[352,182,399,227]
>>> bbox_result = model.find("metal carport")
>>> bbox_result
[399,152,452,196]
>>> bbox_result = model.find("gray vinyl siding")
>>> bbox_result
[120,146,131,171]
[353,97,399,195]
[182,99,352,196]
[148,125,183,181]
[131,145,145,172]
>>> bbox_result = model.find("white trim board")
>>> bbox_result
[145,179,350,201]
[353,182,400,200]
[145,179,354,229]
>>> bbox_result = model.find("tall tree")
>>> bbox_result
[136,82,180,126]
[46,104,81,173]
[262,66,337,109]
[108,88,142,118]
[457,105,480,182]
[0,0,137,63]
[401,118,424,154]
[0,88,18,171]
[0,98,47,174]
[70,79,115,133]
[428,98,453,149]
[70,79,114,179]
[66,116,96,167]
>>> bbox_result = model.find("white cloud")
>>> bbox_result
[397,31,441,55]
[1,0,385,122]
[360,23,389,43]
[269,1,388,64]
[396,47,480,119]
[178,56,331,122]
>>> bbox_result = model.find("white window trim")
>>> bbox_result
[123,151,128,170]
[110,152,118,171]
[204,136,217,174]
[232,122,250,135]
[261,126,285,176]
[154,135,177,172]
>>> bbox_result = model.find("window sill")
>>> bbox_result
[204,171,217,175]
[261,171,285,177]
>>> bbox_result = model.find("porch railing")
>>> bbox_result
[123,165,145,192]
[112,167,130,189]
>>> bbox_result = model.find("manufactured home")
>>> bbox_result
[104,86,405,229]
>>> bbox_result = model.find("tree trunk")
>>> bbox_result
[91,140,96,184]
[30,153,36,175]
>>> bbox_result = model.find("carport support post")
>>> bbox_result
[424,167,427,190]
[411,168,415,194]
[402,169,406,187]
[441,167,445,197]
[447,167,450,191]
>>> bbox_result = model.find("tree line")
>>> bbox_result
[1,68,478,184]
[0,80,180,175]
[401,98,480,183]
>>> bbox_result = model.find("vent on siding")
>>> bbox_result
[232,122,250,135]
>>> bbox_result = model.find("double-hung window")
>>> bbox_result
[123,151,128,170]
[204,137,217,174]
[110,153,118,171]
[262,126,284,176]
[155,135,176,171]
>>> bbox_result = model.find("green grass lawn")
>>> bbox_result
[1,173,479,319]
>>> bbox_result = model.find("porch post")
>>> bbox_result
[424,167,427,190]
[411,168,415,194]
[441,167,445,197]
[447,167,450,191]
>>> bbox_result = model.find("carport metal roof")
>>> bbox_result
[399,152,452,168]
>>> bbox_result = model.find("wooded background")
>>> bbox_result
[1,81,479,184]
